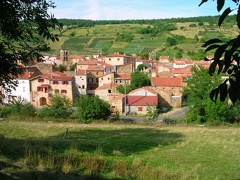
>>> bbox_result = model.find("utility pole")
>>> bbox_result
[124,73,127,116]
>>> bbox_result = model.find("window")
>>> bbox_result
[61,90,67,94]
[82,85,85,89]
[89,87,94,90]
[109,58,111,61]
[117,58,120,61]
[138,107,143,111]
[62,81,68,85]
[108,89,111,93]
[38,78,44,82]
[88,78,93,83]
[53,81,59,85]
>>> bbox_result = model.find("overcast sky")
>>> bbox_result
[49,0,237,20]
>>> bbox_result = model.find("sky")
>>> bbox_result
[49,0,237,20]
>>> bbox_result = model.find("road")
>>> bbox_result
[119,106,189,122]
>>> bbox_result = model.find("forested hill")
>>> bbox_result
[57,15,236,27]
[48,15,238,60]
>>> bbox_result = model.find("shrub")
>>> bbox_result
[75,95,111,123]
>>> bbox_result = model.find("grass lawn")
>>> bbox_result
[0,119,239,179]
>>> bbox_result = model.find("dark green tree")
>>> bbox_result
[0,0,62,97]
[75,95,111,123]
[130,71,151,90]
[137,64,148,71]
[183,65,238,123]
[199,0,240,104]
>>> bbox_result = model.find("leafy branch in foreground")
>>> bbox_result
[0,0,62,97]
[199,0,240,103]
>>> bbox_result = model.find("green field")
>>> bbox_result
[47,21,238,59]
[0,119,239,179]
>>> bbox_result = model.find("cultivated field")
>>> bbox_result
[0,119,239,179]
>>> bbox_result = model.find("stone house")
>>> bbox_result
[76,59,97,70]
[98,72,115,87]
[114,74,131,86]
[102,52,136,67]
[86,65,104,95]
[75,69,87,96]
[30,72,75,106]
[151,77,183,107]
[126,87,158,115]
[95,83,121,102]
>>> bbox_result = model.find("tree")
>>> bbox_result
[58,64,67,72]
[37,94,73,119]
[136,64,148,71]
[199,0,240,104]
[130,71,151,90]
[75,95,111,123]
[0,0,62,97]
[183,65,238,123]
[116,84,131,94]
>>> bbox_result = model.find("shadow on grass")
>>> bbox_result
[1,127,183,158]
[0,127,183,179]
[0,160,106,180]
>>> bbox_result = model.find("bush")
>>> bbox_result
[11,97,36,117]
[0,107,12,118]
[36,94,73,119]
[75,95,111,123]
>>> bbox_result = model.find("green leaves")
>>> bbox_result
[210,80,228,103]
[218,7,232,27]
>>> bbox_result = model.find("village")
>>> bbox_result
[1,50,212,115]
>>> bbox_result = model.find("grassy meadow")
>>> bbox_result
[0,118,239,179]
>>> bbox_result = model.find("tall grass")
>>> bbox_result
[0,120,239,179]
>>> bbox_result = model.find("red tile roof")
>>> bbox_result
[109,94,125,102]
[95,83,120,90]
[126,96,158,106]
[152,77,182,87]
[76,70,86,75]
[115,74,131,80]
[77,60,97,65]
[17,72,34,79]
[97,62,113,67]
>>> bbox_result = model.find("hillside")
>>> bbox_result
[47,16,239,60]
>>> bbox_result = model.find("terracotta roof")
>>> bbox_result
[159,56,169,60]
[105,52,129,57]
[97,62,113,67]
[17,72,34,79]
[51,71,66,76]
[87,65,104,71]
[109,94,125,102]
[77,60,97,65]
[34,74,74,81]
[76,70,86,75]
[170,68,192,75]
[69,55,85,59]
[126,96,158,106]
[152,77,182,87]
[115,74,131,80]
[95,83,120,91]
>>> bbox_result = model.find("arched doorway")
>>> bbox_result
[39,97,47,106]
